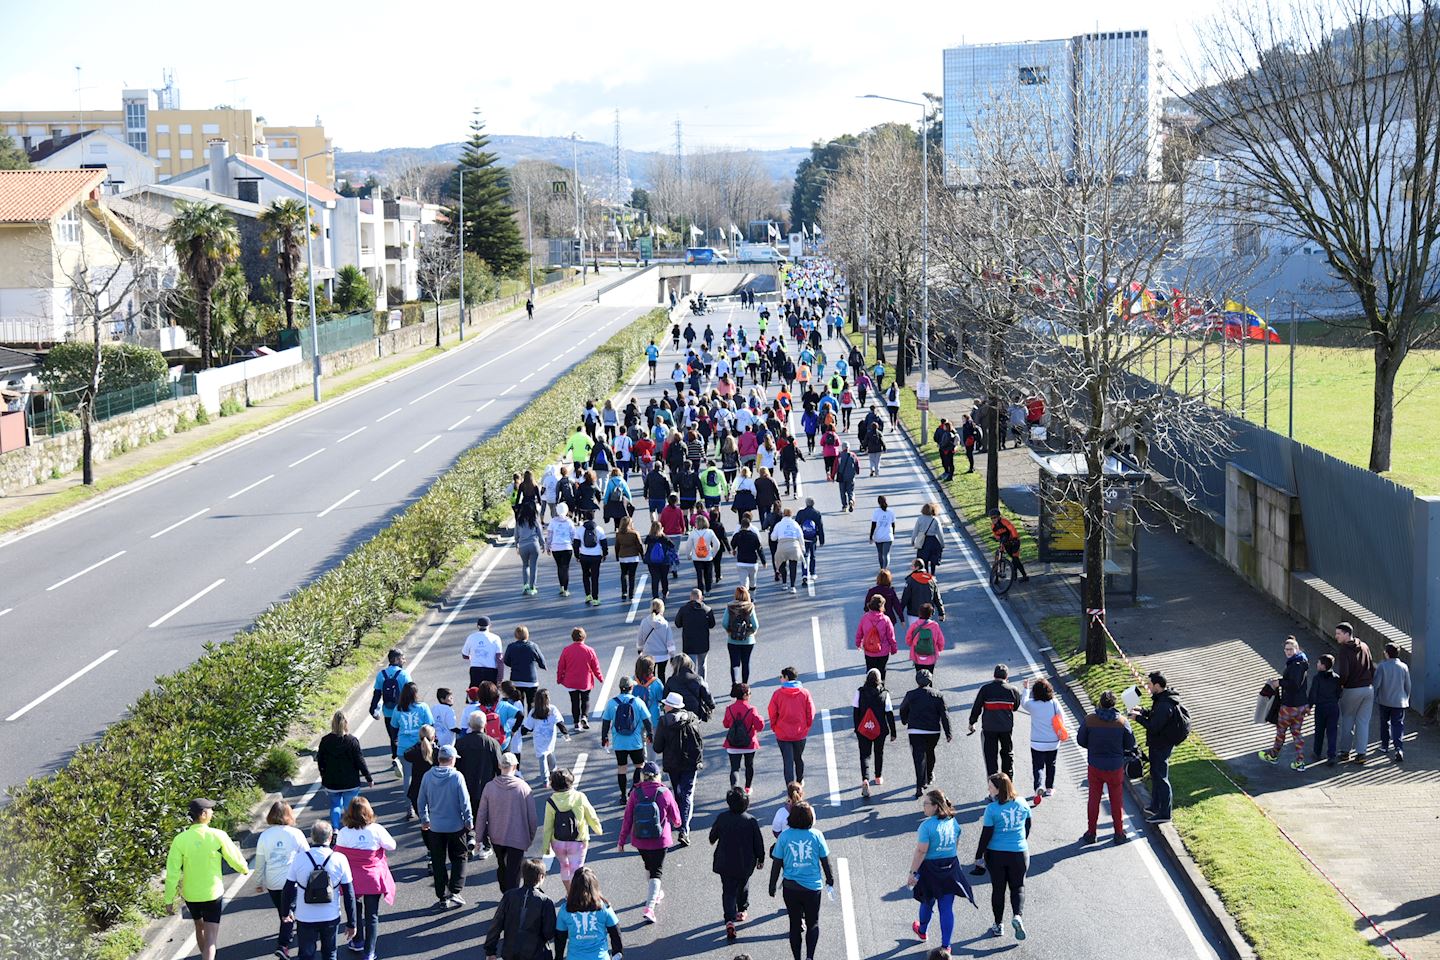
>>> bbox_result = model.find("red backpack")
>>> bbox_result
[862,621,885,655]
[480,705,505,742]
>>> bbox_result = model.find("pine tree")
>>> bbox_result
[451,110,526,277]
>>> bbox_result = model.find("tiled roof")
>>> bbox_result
[234,154,339,202]
[0,169,105,222]
[26,130,95,164]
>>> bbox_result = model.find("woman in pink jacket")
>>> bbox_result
[557,627,604,730]
[767,666,816,788]
[854,594,899,680]
[334,796,395,959]
[619,761,684,924]
[904,603,946,676]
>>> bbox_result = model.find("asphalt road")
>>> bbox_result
[0,272,675,790]
[148,298,1226,960]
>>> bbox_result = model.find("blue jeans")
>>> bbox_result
[838,479,854,507]
[328,788,361,830]
[1149,743,1173,819]
[668,770,697,835]
[804,540,818,576]
[1312,702,1339,761]
[918,893,955,948]
[1378,705,1406,754]
[296,918,339,960]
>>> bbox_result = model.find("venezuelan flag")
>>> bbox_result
[1221,300,1281,343]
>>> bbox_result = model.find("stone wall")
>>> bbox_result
[0,394,203,495]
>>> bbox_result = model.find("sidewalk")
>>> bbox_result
[925,363,1438,956]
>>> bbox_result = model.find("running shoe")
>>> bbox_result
[1257,749,1278,764]
[642,906,657,924]
[1290,758,1307,771]
[913,921,928,941]
[989,924,1003,938]
[1013,917,1027,940]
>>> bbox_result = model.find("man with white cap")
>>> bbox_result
[651,691,705,846]
[417,744,473,909]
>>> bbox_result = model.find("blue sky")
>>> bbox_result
[2,0,1226,153]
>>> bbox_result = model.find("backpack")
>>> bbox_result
[727,610,755,642]
[631,786,664,840]
[612,697,638,736]
[583,523,598,549]
[676,717,705,769]
[694,535,711,560]
[1164,700,1193,744]
[302,851,334,905]
[480,705,505,742]
[801,518,818,542]
[856,706,883,741]
[549,798,581,842]
[913,623,937,658]
[380,667,402,709]
[726,708,753,749]
[706,468,720,488]
[861,622,885,656]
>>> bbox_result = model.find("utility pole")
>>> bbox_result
[571,132,585,282]
[525,181,536,302]
[613,108,623,264]
[457,168,466,341]
[675,118,685,246]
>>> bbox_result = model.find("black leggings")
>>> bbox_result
[864,654,890,680]
[729,644,754,683]
[1032,748,1057,792]
[729,751,756,788]
[639,847,667,879]
[985,850,1028,924]
[909,734,940,790]
[858,736,887,781]
[579,555,602,598]
[782,883,822,960]
[779,739,807,785]
[620,562,639,596]
[694,560,714,593]
[553,550,573,590]
[647,562,670,599]
[568,689,592,725]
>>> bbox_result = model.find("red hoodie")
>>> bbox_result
[659,504,689,536]
[556,642,603,691]
[767,682,816,742]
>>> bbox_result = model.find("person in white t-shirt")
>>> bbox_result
[282,821,356,955]
[461,616,504,689]
[251,800,308,957]
[870,496,897,570]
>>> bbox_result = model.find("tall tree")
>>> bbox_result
[791,135,861,235]
[258,198,309,329]
[452,110,526,276]
[0,134,30,170]
[167,200,240,369]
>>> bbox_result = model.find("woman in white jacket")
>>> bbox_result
[1021,678,1064,797]
[546,503,578,598]
[636,598,677,681]
[250,800,308,957]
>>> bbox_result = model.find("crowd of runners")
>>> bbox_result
[160,260,1162,960]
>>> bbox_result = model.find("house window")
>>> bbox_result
[1018,65,1049,85]
[179,123,192,134]
[180,148,193,159]
[126,131,147,152]
[157,148,171,158]
[203,123,219,134]
[58,206,81,244]
[155,123,169,134]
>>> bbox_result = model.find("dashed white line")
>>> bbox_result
[413,437,441,454]
[589,646,626,718]
[475,399,496,414]
[317,490,360,517]
[499,385,516,396]
[626,574,650,623]
[287,448,326,468]
[447,415,471,431]
[370,460,406,482]
[551,353,565,363]
[836,858,862,960]
[46,550,126,592]
[148,578,225,629]
[0,608,11,618]
[821,709,842,807]
[150,508,208,539]
[519,372,535,383]
[226,473,274,499]
[538,360,552,371]
[375,407,402,423]
[6,649,119,722]
[245,527,303,565]
[336,426,367,443]
[811,615,826,679]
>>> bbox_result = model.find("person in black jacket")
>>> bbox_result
[1131,671,1184,823]
[503,626,548,712]
[853,668,898,800]
[644,467,672,516]
[899,670,953,799]
[710,785,766,941]
[317,710,374,830]
[1307,654,1343,767]
[663,653,715,721]
[482,858,556,960]
[968,664,1022,785]
[674,590,717,680]
[455,710,503,826]
[933,419,958,481]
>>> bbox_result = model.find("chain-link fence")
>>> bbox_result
[26,375,198,439]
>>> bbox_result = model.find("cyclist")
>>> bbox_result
[989,509,1028,583]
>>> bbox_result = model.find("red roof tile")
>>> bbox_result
[234,154,339,202]
[0,169,106,222]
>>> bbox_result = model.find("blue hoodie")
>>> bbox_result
[1076,707,1136,771]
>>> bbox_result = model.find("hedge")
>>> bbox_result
[0,307,671,956]
[41,342,169,396]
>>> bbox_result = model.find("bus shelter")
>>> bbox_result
[1032,451,1149,602]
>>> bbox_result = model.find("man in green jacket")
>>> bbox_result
[565,425,594,467]
[164,798,250,960]
[699,459,729,508]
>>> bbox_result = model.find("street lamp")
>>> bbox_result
[458,168,466,342]
[302,147,334,402]
[860,93,936,438]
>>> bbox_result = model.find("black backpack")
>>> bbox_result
[632,786,664,840]
[1165,700,1193,744]
[676,717,704,770]
[379,667,401,709]
[302,851,334,904]
[583,522,598,549]
[726,709,753,749]
[612,697,638,736]
[549,798,581,842]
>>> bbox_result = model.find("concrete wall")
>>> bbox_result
[193,348,304,413]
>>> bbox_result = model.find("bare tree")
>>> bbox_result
[1183,0,1440,473]
[415,225,460,348]
[384,153,451,204]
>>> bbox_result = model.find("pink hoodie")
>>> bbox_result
[905,618,946,667]
[854,610,898,657]
[556,641,603,691]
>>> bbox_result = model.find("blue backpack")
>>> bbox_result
[612,697,638,736]
[380,667,402,708]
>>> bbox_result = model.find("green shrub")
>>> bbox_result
[41,343,168,395]
[194,405,210,425]
[52,410,81,433]
[219,398,244,418]
[174,413,192,433]
[256,746,298,792]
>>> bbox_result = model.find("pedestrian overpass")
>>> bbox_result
[653,262,780,304]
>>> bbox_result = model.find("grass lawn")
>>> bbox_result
[1043,615,1378,959]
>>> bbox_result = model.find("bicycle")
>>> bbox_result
[990,542,1017,595]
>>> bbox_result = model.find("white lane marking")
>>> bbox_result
[625,574,650,623]
[811,615,826,679]
[226,473,274,500]
[317,490,360,518]
[150,508,208,540]
[370,459,406,483]
[336,426,367,444]
[1131,821,1215,957]
[448,415,471,431]
[0,608,10,618]
[6,649,119,721]
[476,399,496,414]
[46,550,126,592]
[413,437,441,454]
[837,857,862,960]
[245,527,303,565]
[589,646,626,718]
[538,360,552,371]
[499,385,516,396]
[287,448,326,468]
[375,407,402,423]
[821,709,842,807]
[551,353,565,363]
[520,372,535,383]
[148,578,225,629]
[407,548,507,673]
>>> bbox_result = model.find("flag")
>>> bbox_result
[767,222,779,240]
[1221,299,1281,343]
[690,225,704,239]
[729,223,742,238]
[809,223,817,237]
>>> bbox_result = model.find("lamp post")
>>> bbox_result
[861,93,934,437]
[571,133,585,282]
[525,181,536,301]
[302,148,333,402]
[458,168,466,342]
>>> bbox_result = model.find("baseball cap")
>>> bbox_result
[476,616,491,628]
[437,744,458,760]
[501,752,519,769]
[641,761,661,776]
[188,798,216,820]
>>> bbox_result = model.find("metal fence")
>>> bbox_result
[26,375,198,439]
[279,312,379,360]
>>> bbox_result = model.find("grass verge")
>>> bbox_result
[1041,615,1379,959]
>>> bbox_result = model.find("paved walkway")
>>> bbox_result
[924,364,1439,957]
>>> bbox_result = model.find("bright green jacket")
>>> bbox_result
[699,465,729,498]
[164,823,249,904]
[566,431,594,464]
[542,788,603,852]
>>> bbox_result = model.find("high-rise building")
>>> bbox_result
[942,30,1155,186]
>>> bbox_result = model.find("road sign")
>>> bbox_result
[917,398,930,411]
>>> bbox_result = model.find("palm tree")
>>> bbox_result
[167,200,240,368]
[258,198,309,329]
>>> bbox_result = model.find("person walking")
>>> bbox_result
[933,420,958,481]
[663,652,716,722]
[904,605,946,678]
[771,509,805,592]
[281,821,356,960]
[503,626,548,712]
[601,676,655,797]
[250,801,307,960]
[768,667,816,787]
[557,627,604,730]
[854,668,898,799]
[368,649,412,772]
[546,504,578,598]
[519,689,571,782]
[869,496,897,568]
[1374,642,1412,763]
[392,683,435,808]
[482,859,556,960]
[652,692,705,845]
[769,801,834,960]
[723,586,759,684]
[476,753,539,895]
[866,570,903,630]
[1077,691,1136,845]
[416,744,474,909]
[614,516,644,601]
[711,785,767,941]
[402,724,437,820]
[516,503,545,596]
[317,711,373,831]
[334,797,395,960]
[795,497,825,585]
[1131,671,1186,822]
[618,761,684,924]
[723,682,765,793]
[1020,679,1064,798]
[674,588,717,679]
[637,599,677,682]
[541,767,602,894]
[455,709,504,844]
[731,512,766,591]
[574,514,610,607]
[554,867,625,958]
[1308,654,1343,767]
[968,664,1022,784]
[830,441,860,512]
[972,773,1032,941]
[462,617,505,689]
[900,670,952,798]
[165,798,250,960]
[899,560,945,627]
[643,520,677,601]
[684,515,722,594]
[906,789,974,952]
[1335,621,1375,764]
[911,503,945,574]
[1259,637,1311,770]
[854,595,898,679]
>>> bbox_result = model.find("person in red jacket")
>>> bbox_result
[723,682,766,794]
[557,627,604,730]
[767,667,816,787]
[854,594,899,679]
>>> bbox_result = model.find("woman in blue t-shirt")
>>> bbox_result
[391,682,434,809]
[905,788,974,950]
[554,867,623,960]
[973,772,1033,941]
[769,801,834,960]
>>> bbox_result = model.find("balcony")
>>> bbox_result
[385,245,402,261]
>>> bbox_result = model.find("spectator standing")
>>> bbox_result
[1259,637,1311,771]
[968,665,1022,785]
[1130,672,1187,823]
[1373,642,1412,763]
[1077,691,1136,845]
[1307,654,1343,766]
[1335,621,1376,763]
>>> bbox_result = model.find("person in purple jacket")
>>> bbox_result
[618,761,683,926]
